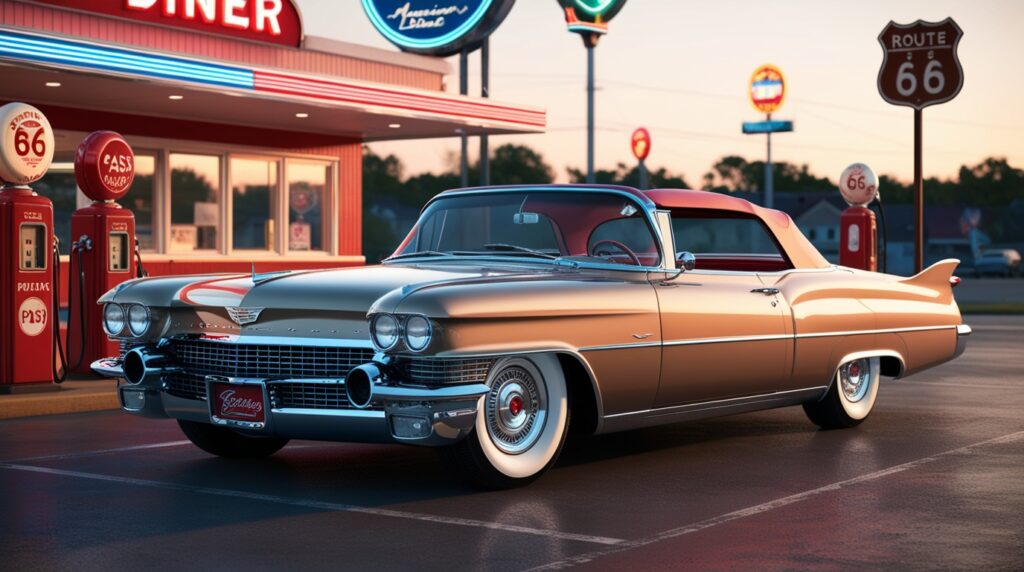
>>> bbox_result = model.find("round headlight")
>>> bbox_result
[404,315,432,352]
[371,313,400,350]
[103,303,125,336]
[127,304,150,337]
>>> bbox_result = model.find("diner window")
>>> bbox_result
[170,153,220,252]
[231,157,278,251]
[127,154,156,251]
[31,157,76,255]
[286,161,331,252]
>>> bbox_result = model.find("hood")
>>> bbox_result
[108,262,577,313]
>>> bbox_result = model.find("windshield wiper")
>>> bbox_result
[384,250,456,261]
[481,243,558,259]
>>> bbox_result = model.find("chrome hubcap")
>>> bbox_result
[486,365,545,454]
[840,358,871,402]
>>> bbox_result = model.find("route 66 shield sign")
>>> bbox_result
[877,18,964,110]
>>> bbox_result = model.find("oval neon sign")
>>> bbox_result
[362,0,515,56]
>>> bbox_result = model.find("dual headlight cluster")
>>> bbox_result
[103,303,151,337]
[370,313,432,352]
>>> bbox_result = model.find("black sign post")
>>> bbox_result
[557,1,628,183]
[877,18,964,273]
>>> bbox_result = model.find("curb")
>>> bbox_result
[0,380,120,420]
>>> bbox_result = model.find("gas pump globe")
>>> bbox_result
[839,163,880,272]
[0,103,58,392]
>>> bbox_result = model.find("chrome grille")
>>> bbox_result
[269,381,382,410]
[168,339,375,379]
[164,372,207,401]
[403,358,495,385]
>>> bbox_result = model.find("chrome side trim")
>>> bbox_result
[579,341,661,352]
[579,325,958,353]
[604,386,827,419]
[664,333,790,347]
[794,325,956,339]
[599,386,828,434]
[956,324,972,336]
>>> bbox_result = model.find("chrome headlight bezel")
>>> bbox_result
[404,315,432,352]
[126,304,151,337]
[370,313,400,351]
[103,303,126,336]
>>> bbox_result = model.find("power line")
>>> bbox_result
[494,73,1024,132]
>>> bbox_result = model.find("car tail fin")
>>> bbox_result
[900,259,960,292]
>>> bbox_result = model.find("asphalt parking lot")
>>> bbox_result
[1,315,1022,571]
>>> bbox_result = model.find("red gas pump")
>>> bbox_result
[838,162,881,272]
[66,131,138,374]
[0,103,58,393]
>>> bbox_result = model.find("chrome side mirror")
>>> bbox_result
[677,251,696,271]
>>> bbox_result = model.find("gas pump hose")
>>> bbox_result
[53,239,90,383]
[51,238,67,383]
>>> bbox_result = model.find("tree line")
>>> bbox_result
[363,143,1024,259]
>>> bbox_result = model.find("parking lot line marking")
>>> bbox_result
[1,441,192,464]
[897,381,1018,390]
[0,462,624,546]
[527,429,1024,570]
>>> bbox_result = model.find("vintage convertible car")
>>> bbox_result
[92,185,970,488]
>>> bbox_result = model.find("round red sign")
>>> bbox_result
[75,131,135,202]
[750,64,786,114]
[631,127,651,161]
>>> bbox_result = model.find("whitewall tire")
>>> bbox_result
[441,354,569,489]
[803,357,880,429]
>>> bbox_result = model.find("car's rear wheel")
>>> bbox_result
[803,357,880,429]
[178,420,289,458]
[441,355,569,489]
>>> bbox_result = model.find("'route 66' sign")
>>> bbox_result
[877,18,964,110]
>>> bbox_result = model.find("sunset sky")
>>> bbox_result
[298,0,1024,187]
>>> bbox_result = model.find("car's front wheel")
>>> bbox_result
[441,355,569,489]
[178,420,290,458]
[803,356,880,429]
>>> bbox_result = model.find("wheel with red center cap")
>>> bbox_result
[803,356,881,429]
[440,355,569,489]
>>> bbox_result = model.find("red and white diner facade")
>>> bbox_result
[0,0,545,285]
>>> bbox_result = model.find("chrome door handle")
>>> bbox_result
[750,287,780,296]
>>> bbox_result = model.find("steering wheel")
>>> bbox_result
[589,239,642,266]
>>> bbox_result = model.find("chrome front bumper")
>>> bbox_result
[91,358,486,446]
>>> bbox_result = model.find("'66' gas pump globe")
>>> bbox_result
[839,162,880,272]
[839,162,879,207]
[0,102,58,392]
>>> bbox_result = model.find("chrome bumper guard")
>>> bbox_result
[91,357,486,446]
[954,324,971,358]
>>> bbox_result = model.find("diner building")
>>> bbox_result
[0,0,545,283]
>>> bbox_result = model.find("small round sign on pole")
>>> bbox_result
[74,131,135,203]
[749,64,786,114]
[630,128,651,161]
[839,163,879,207]
[631,127,651,190]
[0,102,55,186]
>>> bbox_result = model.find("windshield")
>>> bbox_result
[390,191,662,268]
